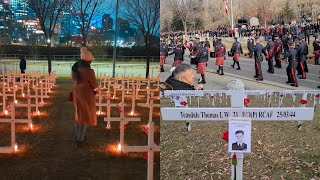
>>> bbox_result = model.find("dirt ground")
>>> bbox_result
[161,95,320,180]
[0,77,160,180]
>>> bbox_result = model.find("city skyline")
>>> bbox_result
[0,0,141,47]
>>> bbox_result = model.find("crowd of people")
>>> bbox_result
[160,27,320,88]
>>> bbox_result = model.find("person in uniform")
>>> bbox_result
[296,35,307,79]
[313,35,320,65]
[197,41,209,84]
[205,37,210,50]
[230,37,243,70]
[160,40,169,72]
[286,40,298,87]
[215,39,226,75]
[274,34,283,68]
[253,36,264,81]
[264,35,275,73]
[168,43,185,67]
[247,35,254,58]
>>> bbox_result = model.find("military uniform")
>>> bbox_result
[253,37,264,81]
[296,36,307,79]
[215,39,226,75]
[264,36,275,73]
[313,38,320,65]
[197,43,209,84]
[247,37,254,58]
[230,37,243,70]
[168,44,185,67]
[160,42,169,72]
[286,41,298,87]
[274,35,283,68]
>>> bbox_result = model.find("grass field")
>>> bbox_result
[161,95,320,180]
[0,77,160,180]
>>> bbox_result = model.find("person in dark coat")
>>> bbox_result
[165,64,203,90]
[197,41,209,84]
[253,36,264,81]
[296,35,307,79]
[313,35,320,65]
[19,56,26,74]
[247,35,254,58]
[168,44,185,67]
[286,40,298,87]
[230,37,243,70]
[274,35,283,68]
[264,36,275,73]
[160,40,169,72]
[215,39,226,75]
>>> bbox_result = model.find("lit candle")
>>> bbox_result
[14,144,18,152]
[117,144,121,151]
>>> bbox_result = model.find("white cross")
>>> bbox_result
[161,90,316,180]
[0,103,32,153]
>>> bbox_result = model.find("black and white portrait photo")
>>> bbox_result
[229,118,251,153]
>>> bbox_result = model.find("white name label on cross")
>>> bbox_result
[161,90,316,180]
[161,107,314,121]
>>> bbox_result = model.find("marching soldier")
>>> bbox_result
[274,35,283,68]
[215,39,226,75]
[264,35,275,73]
[230,37,243,70]
[168,43,185,67]
[205,37,210,50]
[253,36,264,81]
[296,35,307,79]
[197,41,209,84]
[247,35,254,58]
[160,40,169,72]
[313,35,320,65]
[286,40,298,87]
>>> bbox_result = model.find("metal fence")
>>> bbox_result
[0,60,159,78]
[0,54,160,63]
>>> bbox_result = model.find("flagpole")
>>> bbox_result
[230,0,234,36]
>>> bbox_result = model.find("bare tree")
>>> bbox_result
[121,0,160,78]
[166,0,198,37]
[69,0,112,47]
[28,0,67,74]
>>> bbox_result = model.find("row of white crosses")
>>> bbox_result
[161,90,316,180]
[95,74,160,180]
[0,71,56,153]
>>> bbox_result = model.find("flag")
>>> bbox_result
[223,0,229,15]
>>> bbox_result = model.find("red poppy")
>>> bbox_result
[232,154,237,159]
[300,99,308,104]
[316,94,320,98]
[210,96,214,99]
[180,101,188,106]
[244,98,250,106]
[222,130,228,142]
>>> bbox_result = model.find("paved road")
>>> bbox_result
[161,54,319,90]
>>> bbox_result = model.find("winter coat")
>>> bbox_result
[72,60,98,126]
